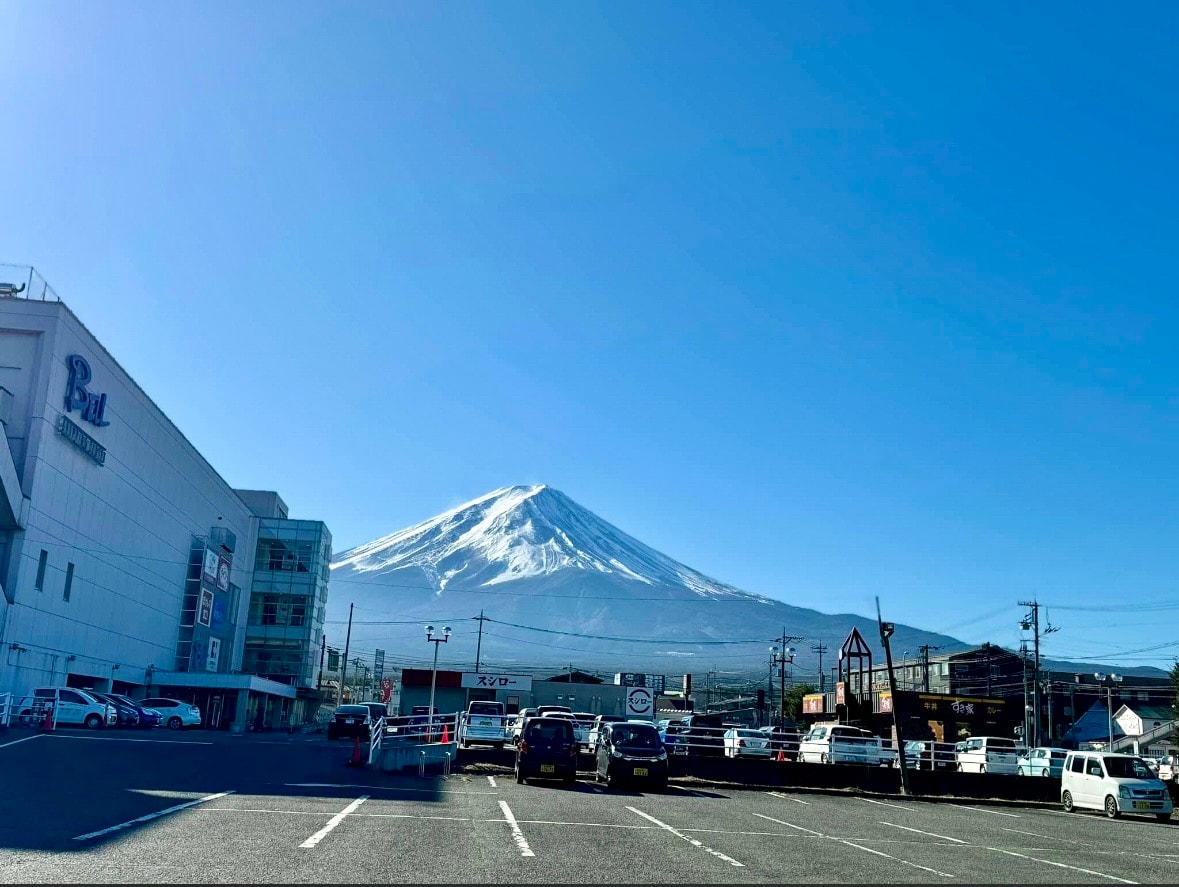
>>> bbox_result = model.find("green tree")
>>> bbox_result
[783,684,816,723]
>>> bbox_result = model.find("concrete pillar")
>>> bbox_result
[230,691,250,733]
[269,696,285,729]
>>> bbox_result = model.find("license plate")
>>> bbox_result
[1134,801,1151,809]
[634,767,648,777]
[346,719,356,724]
[540,764,555,773]
[477,719,491,726]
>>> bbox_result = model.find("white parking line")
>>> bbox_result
[299,796,368,848]
[839,839,955,878]
[499,801,535,858]
[49,735,214,746]
[628,807,744,867]
[880,821,969,844]
[284,782,497,795]
[0,734,44,750]
[768,791,810,805]
[947,803,1019,818]
[752,812,824,836]
[987,847,1137,883]
[487,776,497,787]
[858,797,910,811]
[74,791,235,841]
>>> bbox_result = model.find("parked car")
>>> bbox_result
[539,712,590,748]
[102,692,163,729]
[515,716,577,785]
[798,723,889,765]
[138,697,202,730]
[902,740,958,771]
[1062,752,1173,821]
[509,708,540,744]
[724,727,772,758]
[758,726,801,760]
[19,687,116,729]
[677,714,726,757]
[458,701,508,749]
[358,702,389,729]
[595,721,668,790]
[327,704,376,741]
[587,715,626,754]
[535,704,573,717]
[955,736,1019,775]
[87,691,141,728]
[1017,747,1069,777]
[661,721,687,754]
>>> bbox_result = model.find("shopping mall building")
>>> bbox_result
[0,267,331,730]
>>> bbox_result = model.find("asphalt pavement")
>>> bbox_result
[2,728,1177,883]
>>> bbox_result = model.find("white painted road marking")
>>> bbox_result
[987,847,1137,884]
[74,791,235,841]
[880,821,970,844]
[284,782,496,795]
[0,734,44,750]
[49,735,214,746]
[768,791,810,805]
[858,797,910,811]
[753,812,824,836]
[300,796,368,848]
[947,803,1019,818]
[487,775,497,787]
[499,801,535,858]
[839,839,955,878]
[628,807,744,867]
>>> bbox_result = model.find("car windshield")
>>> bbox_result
[1104,757,1157,779]
[525,721,571,747]
[612,725,661,749]
[337,706,368,715]
[469,703,501,716]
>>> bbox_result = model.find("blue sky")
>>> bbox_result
[2,2,1177,668]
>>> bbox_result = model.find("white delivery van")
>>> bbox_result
[955,736,1019,774]
[1062,752,1173,821]
[458,701,508,749]
[18,687,117,728]
[798,723,887,765]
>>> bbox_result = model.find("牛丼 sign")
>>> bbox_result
[460,672,532,691]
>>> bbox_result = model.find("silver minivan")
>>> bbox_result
[1062,752,1173,820]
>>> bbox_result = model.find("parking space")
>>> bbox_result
[2,731,1177,883]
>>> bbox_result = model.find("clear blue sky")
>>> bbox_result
[3,2,1177,668]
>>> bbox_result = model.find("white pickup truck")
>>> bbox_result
[457,701,508,750]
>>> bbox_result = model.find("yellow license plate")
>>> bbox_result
[634,767,648,777]
[1134,801,1150,809]
[540,764,555,773]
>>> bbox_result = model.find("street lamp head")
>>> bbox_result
[770,645,778,655]
[425,624,435,635]
[442,625,452,637]
[1110,673,1122,683]
[1094,672,1106,682]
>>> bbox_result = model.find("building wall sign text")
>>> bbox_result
[65,355,111,428]
[460,672,533,691]
[56,415,107,465]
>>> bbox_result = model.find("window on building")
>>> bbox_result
[262,597,279,625]
[35,550,48,590]
[296,543,313,573]
[63,562,74,601]
[290,604,306,627]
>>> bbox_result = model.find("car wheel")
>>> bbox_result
[84,713,102,729]
[167,716,182,730]
[1041,768,1050,778]
[17,710,35,727]
[1155,812,1171,822]
[820,753,829,764]
[1104,795,1120,819]
[1062,790,1075,813]
[494,742,504,751]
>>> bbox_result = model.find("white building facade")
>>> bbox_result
[0,275,327,729]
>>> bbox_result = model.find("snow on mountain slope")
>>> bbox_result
[334,484,768,601]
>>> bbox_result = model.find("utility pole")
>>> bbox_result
[474,610,487,672]
[918,644,938,693]
[340,602,354,703]
[317,634,326,693]
[876,597,910,795]
[812,642,828,693]
[1019,600,1059,748]
[1019,640,1031,744]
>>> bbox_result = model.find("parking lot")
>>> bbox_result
[2,729,1178,884]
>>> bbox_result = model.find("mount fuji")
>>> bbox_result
[327,484,964,678]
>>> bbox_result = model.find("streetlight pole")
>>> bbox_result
[425,624,451,741]
[1094,672,1123,752]
[770,643,796,725]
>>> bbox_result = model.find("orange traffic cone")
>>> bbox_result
[776,748,786,763]
[40,705,55,733]
[347,735,363,767]
[440,723,449,744]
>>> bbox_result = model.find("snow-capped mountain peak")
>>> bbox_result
[332,484,758,599]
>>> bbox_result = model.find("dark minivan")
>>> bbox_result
[516,716,577,785]
[678,713,726,757]
[595,721,668,790]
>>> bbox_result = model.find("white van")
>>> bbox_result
[798,723,888,765]
[18,687,117,728]
[1062,752,1173,821]
[955,736,1019,774]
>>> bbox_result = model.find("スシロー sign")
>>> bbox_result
[460,672,533,691]
[625,687,654,718]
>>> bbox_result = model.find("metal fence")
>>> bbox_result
[0,264,60,302]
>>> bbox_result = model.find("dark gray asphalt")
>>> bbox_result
[2,729,1176,883]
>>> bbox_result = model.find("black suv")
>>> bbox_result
[595,721,668,790]
[516,716,577,785]
[678,714,726,757]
